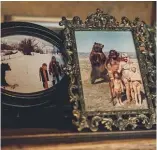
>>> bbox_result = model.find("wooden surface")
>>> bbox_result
[1,139,156,150]
[1,1,155,25]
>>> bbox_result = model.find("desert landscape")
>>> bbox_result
[78,53,148,112]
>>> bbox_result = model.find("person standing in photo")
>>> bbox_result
[129,66,142,106]
[113,72,124,106]
[49,56,62,85]
[39,63,49,89]
[118,53,133,103]
[106,50,121,99]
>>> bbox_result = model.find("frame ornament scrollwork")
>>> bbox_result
[60,8,156,132]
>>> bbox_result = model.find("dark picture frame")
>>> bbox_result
[1,22,69,107]
[60,9,156,132]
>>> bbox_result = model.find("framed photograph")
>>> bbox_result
[60,9,156,132]
[1,22,69,107]
[1,22,74,145]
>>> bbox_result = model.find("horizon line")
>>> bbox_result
[78,51,136,53]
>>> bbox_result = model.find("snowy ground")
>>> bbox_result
[2,52,65,93]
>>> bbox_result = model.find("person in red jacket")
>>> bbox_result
[39,63,49,89]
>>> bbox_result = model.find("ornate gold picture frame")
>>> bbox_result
[60,9,156,132]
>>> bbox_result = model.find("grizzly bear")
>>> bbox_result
[89,42,108,84]
[1,63,18,89]
[1,63,11,86]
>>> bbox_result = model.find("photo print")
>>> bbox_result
[1,35,65,93]
[75,31,148,112]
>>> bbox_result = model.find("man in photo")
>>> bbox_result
[118,53,133,103]
[106,50,121,99]
[49,56,62,85]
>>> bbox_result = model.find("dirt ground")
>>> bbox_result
[79,57,148,112]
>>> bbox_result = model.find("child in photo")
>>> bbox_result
[113,72,124,106]
[39,63,49,89]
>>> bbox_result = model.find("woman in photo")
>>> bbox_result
[129,66,142,106]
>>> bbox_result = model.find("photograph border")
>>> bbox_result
[60,9,156,132]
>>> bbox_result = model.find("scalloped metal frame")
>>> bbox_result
[60,9,156,132]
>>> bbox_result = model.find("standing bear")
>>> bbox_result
[89,42,108,84]
[1,63,18,89]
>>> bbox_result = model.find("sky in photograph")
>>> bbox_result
[2,35,56,50]
[75,31,136,53]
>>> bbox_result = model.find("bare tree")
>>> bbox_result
[19,38,40,55]
[1,41,13,50]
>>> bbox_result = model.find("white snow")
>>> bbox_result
[2,52,64,93]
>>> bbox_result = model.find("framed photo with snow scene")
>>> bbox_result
[1,22,70,107]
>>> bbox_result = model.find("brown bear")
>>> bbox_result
[1,63,11,87]
[89,42,108,84]
[1,63,18,89]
